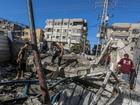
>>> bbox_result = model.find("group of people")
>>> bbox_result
[15,41,64,80]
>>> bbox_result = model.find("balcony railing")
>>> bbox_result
[111,31,130,37]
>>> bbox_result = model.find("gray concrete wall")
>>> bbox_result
[11,40,24,61]
[0,35,10,62]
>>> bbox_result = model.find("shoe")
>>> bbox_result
[112,90,117,97]
[130,85,135,90]
[14,77,19,80]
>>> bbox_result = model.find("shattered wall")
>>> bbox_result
[7,31,25,62]
[0,35,10,63]
[11,40,24,61]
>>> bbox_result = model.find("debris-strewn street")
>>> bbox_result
[0,52,116,105]
[0,39,140,105]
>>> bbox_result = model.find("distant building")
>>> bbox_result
[44,18,88,49]
[22,28,44,43]
[107,23,140,40]
[107,23,140,60]
[0,18,28,36]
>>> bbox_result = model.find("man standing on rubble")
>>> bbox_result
[51,42,64,66]
[39,35,48,53]
[117,53,136,90]
[40,39,48,53]
[15,42,29,79]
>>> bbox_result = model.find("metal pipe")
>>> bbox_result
[27,0,51,104]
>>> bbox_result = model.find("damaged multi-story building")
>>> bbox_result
[107,23,140,59]
[107,23,140,40]
[104,22,140,73]
[0,18,28,37]
[21,28,44,43]
[44,18,88,50]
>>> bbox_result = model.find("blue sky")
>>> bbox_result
[0,0,140,47]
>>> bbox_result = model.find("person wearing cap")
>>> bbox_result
[117,53,136,90]
[15,42,30,79]
[51,42,64,66]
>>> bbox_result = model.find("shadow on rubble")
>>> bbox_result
[110,91,140,105]
[0,97,28,105]
[48,59,78,79]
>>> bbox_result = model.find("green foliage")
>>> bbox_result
[70,35,90,54]
[70,43,82,54]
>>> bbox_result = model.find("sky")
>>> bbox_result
[0,0,140,47]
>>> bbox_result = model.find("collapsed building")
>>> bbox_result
[0,22,140,105]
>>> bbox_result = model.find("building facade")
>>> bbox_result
[44,18,87,49]
[107,23,140,60]
[22,28,44,43]
[107,23,140,40]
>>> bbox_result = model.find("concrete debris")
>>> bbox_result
[23,97,42,105]
[0,65,16,80]
[0,44,139,105]
[0,54,118,105]
[57,83,95,105]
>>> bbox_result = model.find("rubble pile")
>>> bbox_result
[41,54,92,77]
[0,65,16,80]
[0,85,24,102]
[36,53,120,105]
[0,53,138,105]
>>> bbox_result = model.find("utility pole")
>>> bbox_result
[95,0,111,56]
[98,0,109,41]
[27,0,51,104]
[95,0,117,40]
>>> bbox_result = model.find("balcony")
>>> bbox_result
[71,33,82,37]
[71,40,79,44]
[70,18,83,22]
[111,31,130,37]
[45,25,53,28]
[62,25,69,28]
[71,25,83,29]
[112,23,130,29]
[44,31,52,34]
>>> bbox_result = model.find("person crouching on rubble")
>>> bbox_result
[51,42,64,66]
[15,42,30,80]
[117,53,136,90]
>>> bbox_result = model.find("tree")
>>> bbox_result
[70,43,82,54]
[70,36,90,54]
